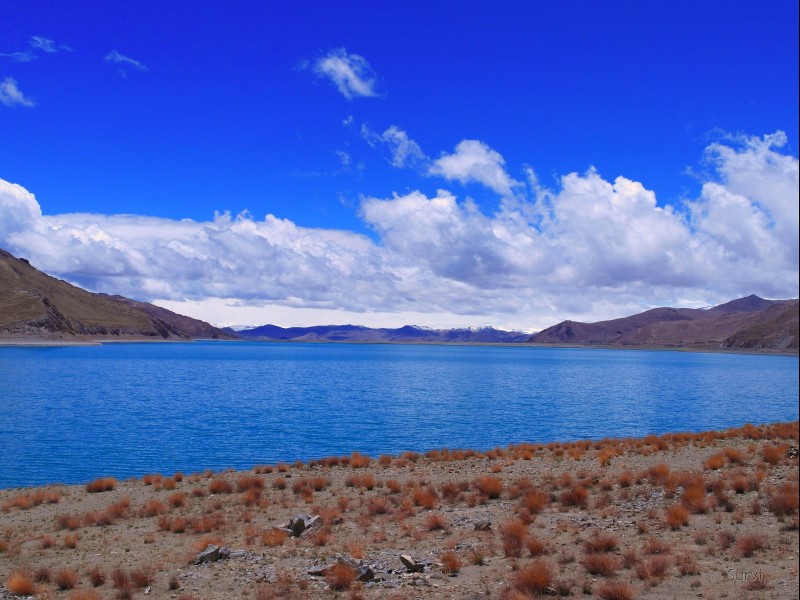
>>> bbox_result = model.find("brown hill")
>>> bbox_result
[530,295,798,351]
[0,248,235,341]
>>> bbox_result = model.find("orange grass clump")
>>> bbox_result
[559,485,589,508]
[509,560,553,596]
[441,550,462,574]
[475,475,503,499]
[86,477,117,493]
[261,529,288,547]
[54,568,78,590]
[595,579,634,600]
[208,478,234,494]
[665,504,690,529]
[501,519,528,558]
[325,563,356,590]
[583,553,620,577]
[6,571,36,595]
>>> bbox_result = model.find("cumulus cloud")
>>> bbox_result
[105,50,148,75]
[0,77,34,107]
[0,132,796,329]
[312,48,379,99]
[429,140,519,196]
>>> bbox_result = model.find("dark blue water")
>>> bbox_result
[0,342,797,489]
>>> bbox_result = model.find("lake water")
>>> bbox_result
[0,341,797,489]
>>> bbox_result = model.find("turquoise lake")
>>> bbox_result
[0,341,797,489]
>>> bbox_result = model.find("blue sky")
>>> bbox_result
[1,1,798,329]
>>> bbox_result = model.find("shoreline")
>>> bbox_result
[1,421,797,599]
[2,335,797,356]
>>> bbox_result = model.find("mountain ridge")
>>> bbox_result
[0,248,235,341]
[529,295,798,351]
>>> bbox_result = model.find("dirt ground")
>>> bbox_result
[1,422,798,600]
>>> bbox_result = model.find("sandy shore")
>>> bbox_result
[1,422,798,599]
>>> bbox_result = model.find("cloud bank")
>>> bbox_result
[0,133,797,329]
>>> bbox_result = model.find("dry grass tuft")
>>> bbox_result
[595,579,635,600]
[6,570,36,595]
[54,568,78,590]
[736,533,767,557]
[501,519,528,557]
[441,550,462,575]
[261,528,288,547]
[86,477,117,493]
[583,553,620,576]
[665,504,690,529]
[509,560,553,596]
[325,563,356,590]
[475,475,503,499]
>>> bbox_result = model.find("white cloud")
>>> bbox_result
[313,48,378,99]
[0,51,37,62]
[362,125,429,169]
[105,50,148,74]
[429,140,519,196]
[0,132,796,330]
[0,77,35,107]
[29,36,58,53]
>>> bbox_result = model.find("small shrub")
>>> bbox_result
[596,579,634,600]
[559,485,589,508]
[665,504,690,529]
[441,550,462,575]
[169,492,186,508]
[64,532,79,548]
[139,499,166,517]
[643,536,669,555]
[501,520,528,557]
[583,532,618,553]
[412,487,439,509]
[510,560,553,596]
[736,534,767,557]
[523,490,548,515]
[54,569,78,590]
[57,513,82,530]
[475,475,503,499]
[526,534,548,556]
[261,529,288,547]
[762,444,784,465]
[704,453,725,470]
[88,565,105,587]
[325,563,356,591]
[768,483,799,516]
[86,477,117,493]
[6,571,36,595]
[637,555,670,580]
[208,478,233,494]
[426,513,447,531]
[583,553,619,577]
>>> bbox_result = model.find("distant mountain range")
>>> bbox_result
[1,247,796,351]
[529,295,798,351]
[0,248,234,341]
[235,323,530,343]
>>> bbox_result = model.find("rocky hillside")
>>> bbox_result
[0,248,235,341]
[529,295,798,351]
[237,323,529,343]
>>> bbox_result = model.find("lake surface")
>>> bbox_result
[0,341,797,489]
